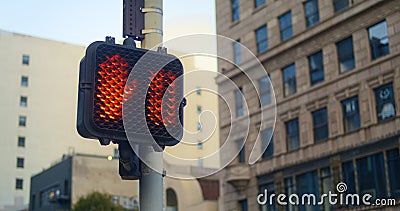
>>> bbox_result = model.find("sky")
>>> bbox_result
[0,0,216,46]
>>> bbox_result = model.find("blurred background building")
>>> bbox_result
[0,30,115,211]
[216,0,400,210]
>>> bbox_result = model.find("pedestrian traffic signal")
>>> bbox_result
[77,40,184,147]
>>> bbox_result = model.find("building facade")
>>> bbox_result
[216,0,400,210]
[0,30,115,211]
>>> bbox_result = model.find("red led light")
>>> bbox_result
[95,54,130,122]
[147,69,178,127]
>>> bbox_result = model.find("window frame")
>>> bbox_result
[16,178,23,190]
[279,11,293,41]
[19,116,27,127]
[231,0,240,22]
[20,96,28,107]
[17,157,24,168]
[259,76,271,107]
[235,88,244,117]
[285,118,300,151]
[312,107,329,142]
[261,128,274,159]
[18,136,26,147]
[255,0,266,8]
[21,76,28,87]
[308,50,324,85]
[256,25,269,54]
[22,54,30,65]
[282,63,297,97]
[336,36,355,73]
[374,83,396,122]
[368,20,390,60]
[341,96,361,133]
[304,0,320,28]
[233,40,242,65]
[333,0,351,13]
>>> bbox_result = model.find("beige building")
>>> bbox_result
[0,30,115,211]
[216,0,400,210]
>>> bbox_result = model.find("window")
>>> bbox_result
[197,105,202,114]
[369,21,390,60]
[18,136,25,147]
[341,96,360,132]
[256,25,269,53]
[197,141,203,149]
[255,0,266,8]
[231,0,240,21]
[197,122,202,131]
[386,148,400,198]
[336,36,355,73]
[296,171,320,211]
[20,96,27,107]
[320,167,333,211]
[285,118,299,151]
[259,76,271,106]
[238,199,248,211]
[238,140,245,163]
[235,88,244,117]
[196,87,201,95]
[233,40,241,64]
[16,178,23,190]
[21,76,28,87]
[333,0,351,13]
[342,161,356,193]
[17,157,24,168]
[375,83,396,121]
[259,183,276,211]
[279,11,293,41]
[282,64,296,97]
[312,108,328,142]
[261,128,273,158]
[284,177,295,211]
[308,50,324,85]
[197,158,203,167]
[22,55,29,65]
[304,0,319,27]
[357,153,387,198]
[19,116,27,127]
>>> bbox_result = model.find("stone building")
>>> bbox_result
[216,0,400,210]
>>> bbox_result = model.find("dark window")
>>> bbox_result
[304,0,319,27]
[233,40,242,64]
[197,105,202,114]
[341,96,360,132]
[238,140,245,163]
[197,141,203,149]
[22,55,29,65]
[375,83,396,121]
[197,122,202,131]
[259,76,271,106]
[261,128,273,158]
[308,50,324,85]
[259,183,276,211]
[21,76,28,87]
[286,118,299,151]
[279,11,293,41]
[342,161,356,193]
[282,64,296,97]
[238,199,248,211]
[231,0,240,21]
[196,87,201,95]
[256,25,269,53]
[369,21,389,60]
[336,36,355,73]
[296,171,320,211]
[20,96,27,107]
[386,148,400,198]
[312,108,328,142]
[235,88,244,117]
[357,153,387,198]
[320,167,333,211]
[18,136,25,147]
[16,178,23,190]
[19,116,27,127]
[255,0,266,8]
[333,0,351,13]
[284,177,295,211]
[17,157,24,168]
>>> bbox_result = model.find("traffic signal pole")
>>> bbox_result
[140,0,164,210]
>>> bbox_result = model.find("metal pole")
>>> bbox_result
[140,0,164,210]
